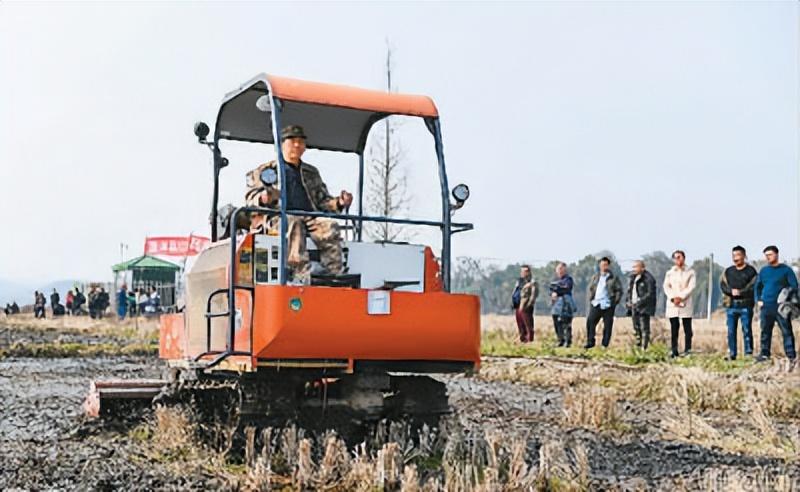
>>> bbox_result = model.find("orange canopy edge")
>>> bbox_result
[266,74,439,118]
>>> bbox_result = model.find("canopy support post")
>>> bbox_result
[430,118,451,292]
[357,152,364,241]
[269,97,288,286]
[210,144,222,242]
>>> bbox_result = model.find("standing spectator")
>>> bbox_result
[626,260,657,349]
[585,257,623,349]
[150,286,161,313]
[511,265,538,343]
[87,287,98,319]
[138,288,150,314]
[50,289,60,314]
[38,291,47,318]
[719,245,758,360]
[127,288,137,316]
[549,262,576,347]
[97,288,109,319]
[73,288,86,315]
[117,284,128,320]
[663,250,696,357]
[755,245,798,363]
[65,290,74,315]
[33,291,42,318]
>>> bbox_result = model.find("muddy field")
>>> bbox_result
[1,318,799,490]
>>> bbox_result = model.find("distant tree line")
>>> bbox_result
[452,251,735,317]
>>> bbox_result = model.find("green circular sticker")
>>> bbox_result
[289,298,302,311]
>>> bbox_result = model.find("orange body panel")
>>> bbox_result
[423,247,443,292]
[250,286,480,365]
[233,288,253,353]
[159,313,186,360]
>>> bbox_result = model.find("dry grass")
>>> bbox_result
[562,386,625,433]
[0,340,156,358]
[480,355,800,462]
[130,411,589,491]
[0,312,160,340]
[0,313,159,358]
[479,313,800,462]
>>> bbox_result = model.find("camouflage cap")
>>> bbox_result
[280,125,307,140]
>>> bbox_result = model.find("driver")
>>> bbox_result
[245,125,353,282]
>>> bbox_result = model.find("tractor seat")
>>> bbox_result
[310,273,361,289]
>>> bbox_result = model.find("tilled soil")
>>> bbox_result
[0,356,231,490]
[1,324,798,490]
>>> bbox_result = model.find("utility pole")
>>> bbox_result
[707,253,714,321]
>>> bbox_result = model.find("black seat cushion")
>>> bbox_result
[310,273,361,288]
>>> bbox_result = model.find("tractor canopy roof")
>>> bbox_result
[215,74,439,154]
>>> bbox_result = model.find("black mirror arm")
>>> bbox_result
[450,201,465,215]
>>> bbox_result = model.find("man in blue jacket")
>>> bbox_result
[755,245,798,362]
[549,262,576,347]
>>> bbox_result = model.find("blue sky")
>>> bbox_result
[0,2,796,283]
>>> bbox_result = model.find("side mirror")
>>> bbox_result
[451,184,470,213]
[260,167,278,186]
[194,121,210,143]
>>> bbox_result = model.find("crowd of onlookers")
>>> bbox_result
[116,284,161,320]
[3,284,164,321]
[512,245,800,364]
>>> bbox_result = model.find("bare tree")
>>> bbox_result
[366,41,412,242]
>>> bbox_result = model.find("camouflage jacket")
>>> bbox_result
[245,160,340,212]
[519,278,539,311]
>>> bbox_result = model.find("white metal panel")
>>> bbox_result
[253,236,425,292]
[344,242,425,292]
[254,235,282,284]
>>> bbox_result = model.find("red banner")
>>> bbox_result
[144,235,210,257]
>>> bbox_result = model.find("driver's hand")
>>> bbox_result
[287,251,302,267]
[339,191,353,208]
[259,190,276,206]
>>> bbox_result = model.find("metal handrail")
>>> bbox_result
[194,284,254,364]
[245,206,473,231]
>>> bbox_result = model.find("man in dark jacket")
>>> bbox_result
[626,260,657,349]
[585,257,624,349]
[50,289,60,314]
[719,245,758,360]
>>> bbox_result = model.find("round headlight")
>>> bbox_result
[260,167,278,186]
[452,183,470,203]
